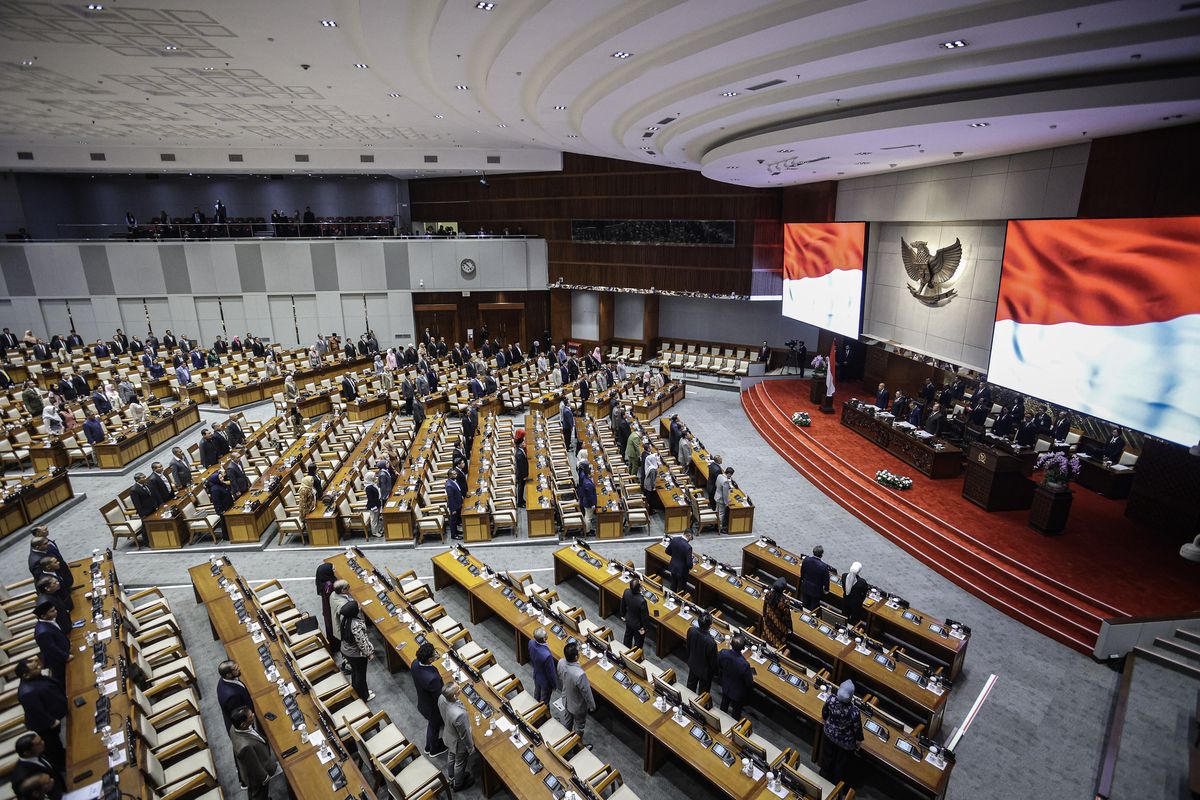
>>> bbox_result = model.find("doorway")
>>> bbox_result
[478,304,525,348]
[413,304,460,346]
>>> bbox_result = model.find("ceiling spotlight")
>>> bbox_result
[321,19,337,27]
[476,1,495,9]
[203,66,216,71]
[20,59,33,66]
[969,122,989,127]
[455,84,469,90]
[355,63,368,69]
[388,92,401,98]
[553,105,567,110]
[86,3,103,10]
[567,134,579,138]
[496,123,508,127]
[725,165,739,169]
[646,126,660,132]
[611,51,633,59]
[434,114,445,119]
[164,44,178,50]
[777,148,793,153]
[721,91,739,97]
[479,174,489,186]
[940,39,968,49]
[855,161,870,165]
[855,151,871,155]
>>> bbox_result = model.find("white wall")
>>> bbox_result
[571,291,600,340]
[863,221,1005,371]
[836,144,1089,223]
[614,294,644,340]
[660,297,820,349]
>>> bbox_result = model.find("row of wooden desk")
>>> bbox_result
[431,546,841,800]
[522,412,559,539]
[30,400,201,472]
[0,468,75,540]
[188,557,378,799]
[653,416,756,534]
[550,543,955,800]
[840,402,963,479]
[382,413,450,541]
[577,415,629,539]
[631,381,685,422]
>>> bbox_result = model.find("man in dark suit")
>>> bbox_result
[923,403,945,437]
[686,612,719,694]
[705,454,722,503]
[1015,415,1040,448]
[668,414,682,456]
[968,402,988,426]
[69,372,89,398]
[920,378,936,406]
[665,531,694,592]
[341,373,358,401]
[31,556,71,611]
[15,658,67,771]
[875,383,889,409]
[167,446,192,489]
[343,341,356,361]
[800,545,830,611]
[619,574,649,649]
[225,419,245,449]
[1101,429,1125,462]
[224,461,250,496]
[35,578,70,636]
[992,409,1015,439]
[974,383,992,410]
[1,328,18,349]
[82,413,105,445]
[130,473,160,519]
[92,340,109,359]
[198,430,222,468]
[1033,409,1053,432]
[230,706,278,800]
[148,463,174,505]
[560,400,575,450]
[445,469,463,540]
[495,349,506,369]
[468,375,484,399]
[1052,414,1071,442]
[54,377,75,402]
[216,661,253,733]
[716,634,754,719]
[10,732,65,800]
[31,341,50,361]
[514,429,528,508]
[462,404,478,444]
[161,330,177,350]
[758,341,770,363]
[33,603,70,686]
[412,643,447,756]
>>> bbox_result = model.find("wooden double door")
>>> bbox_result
[412,302,525,349]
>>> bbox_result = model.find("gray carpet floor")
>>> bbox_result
[2,385,1193,799]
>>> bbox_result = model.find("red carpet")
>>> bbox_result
[742,379,1199,655]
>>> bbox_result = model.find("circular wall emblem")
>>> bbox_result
[460,258,477,276]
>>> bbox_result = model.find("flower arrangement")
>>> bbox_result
[875,469,913,490]
[810,355,827,377]
[1036,451,1081,487]
[791,411,811,427]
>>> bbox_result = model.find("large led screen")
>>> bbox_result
[989,217,1200,445]
[782,222,866,339]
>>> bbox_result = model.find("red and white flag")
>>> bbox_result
[826,340,837,398]
[782,223,865,339]
[989,217,1200,445]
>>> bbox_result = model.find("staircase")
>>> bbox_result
[741,381,1120,655]
[1136,628,1200,680]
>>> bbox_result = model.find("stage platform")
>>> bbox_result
[741,379,1198,656]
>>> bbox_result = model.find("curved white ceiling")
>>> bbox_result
[0,0,1197,183]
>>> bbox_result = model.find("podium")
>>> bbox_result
[963,442,1036,511]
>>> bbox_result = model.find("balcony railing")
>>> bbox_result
[8,220,534,242]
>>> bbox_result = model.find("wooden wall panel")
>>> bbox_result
[1078,123,1200,218]
[410,290,548,348]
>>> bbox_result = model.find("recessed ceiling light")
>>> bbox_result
[567,134,579,138]
[355,63,368,69]
[940,39,968,49]
[497,123,508,128]
[203,66,215,71]
[434,114,445,119]
[646,126,660,132]
[321,19,337,27]
[455,84,469,90]
[553,105,567,110]
[388,92,401,98]
[87,3,103,10]
[855,161,870,165]
[777,148,793,153]
[20,59,33,66]
[725,166,739,169]
[721,91,739,97]
[164,44,178,51]
[476,1,495,9]
[611,51,633,59]
[969,122,989,127]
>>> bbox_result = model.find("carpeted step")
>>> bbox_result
[1134,646,1200,681]
[1177,629,1200,646]
[741,383,1103,654]
[1155,636,1200,663]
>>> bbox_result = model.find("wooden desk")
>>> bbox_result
[632,382,685,421]
[523,413,557,538]
[31,439,70,473]
[962,442,1035,511]
[188,558,377,800]
[840,403,962,479]
[673,421,755,534]
[92,401,201,468]
[304,416,387,546]
[0,469,75,540]
[382,413,449,541]
[577,416,626,539]
[1075,453,1135,499]
[296,390,334,419]
[347,393,390,422]
[740,541,969,681]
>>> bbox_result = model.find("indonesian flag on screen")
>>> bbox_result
[826,340,837,398]
[990,217,1200,445]
[783,223,865,339]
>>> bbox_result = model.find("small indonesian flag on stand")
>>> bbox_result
[826,340,837,398]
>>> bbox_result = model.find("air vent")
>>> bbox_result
[656,117,676,125]
[294,154,309,163]
[486,155,500,164]
[17,152,33,161]
[227,154,243,162]
[423,155,438,163]
[879,144,919,151]
[159,153,176,162]
[642,132,654,138]
[359,154,375,163]
[745,78,785,91]
[89,152,106,161]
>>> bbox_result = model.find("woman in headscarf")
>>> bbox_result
[385,347,397,372]
[128,397,147,426]
[297,474,318,523]
[820,679,864,783]
[373,353,384,376]
[759,577,792,655]
[42,403,64,436]
[104,381,123,410]
[624,425,642,473]
[315,562,340,652]
[842,562,869,625]
[339,600,375,700]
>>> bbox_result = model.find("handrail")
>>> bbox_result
[1094,654,1135,799]
[1101,610,1200,626]
[16,221,536,243]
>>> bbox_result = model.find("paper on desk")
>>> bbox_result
[679,608,692,620]
[101,681,119,696]
[98,667,117,682]
[672,713,690,728]
[109,730,126,748]
[596,660,614,671]
[317,747,335,765]
[108,748,126,769]
[306,730,326,747]
[749,766,764,781]
[509,732,527,749]
[617,574,631,583]
[925,753,947,770]
[362,598,374,605]
[98,618,112,629]
[753,539,767,548]
[714,569,727,578]
[97,629,111,642]
[63,783,102,800]
[768,782,788,798]
[495,717,514,733]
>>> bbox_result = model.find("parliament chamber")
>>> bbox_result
[1,2,1198,800]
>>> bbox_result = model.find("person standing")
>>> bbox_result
[444,468,463,540]
[842,562,868,626]
[216,661,253,734]
[759,577,792,656]
[167,446,192,489]
[665,531,693,592]
[412,643,447,757]
[229,707,278,800]
[685,612,718,695]
[716,634,754,720]
[528,627,557,703]
[624,425,642,473]
[437,684,475,791]
[9,733,65,800]
[705,454,723,504]
[820,679,864,784]
[620,575,649,650]
[365,470,384,538]
[339,601,375,701]
[33,603,69,686]
[15,658,67,772]
[557,640,595,742]
[577,462,597,536]
[715,466,734,533]
[315,563,340,653]
[559,399,575,452]
[514,429,529,509]
[800,545,831,611]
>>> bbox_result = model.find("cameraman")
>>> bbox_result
[758,341,770,363]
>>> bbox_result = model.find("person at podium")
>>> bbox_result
[1100,429,1125,462]
[874,383,888,409]
[1033,408,1053,432]
[1014,415,1040,448]
[923,403,944,437]
[992,408,1015,439]
[892,392,910,422]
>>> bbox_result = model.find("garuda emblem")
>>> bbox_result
[901,237,963,306]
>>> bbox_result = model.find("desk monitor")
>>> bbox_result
[586,633,611,658]
[686,699,722,731]
[558,611,580,634]
[613,652,648,682]
[652,674,682,708]
[730,728,768,767]
[778,763,823,800]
